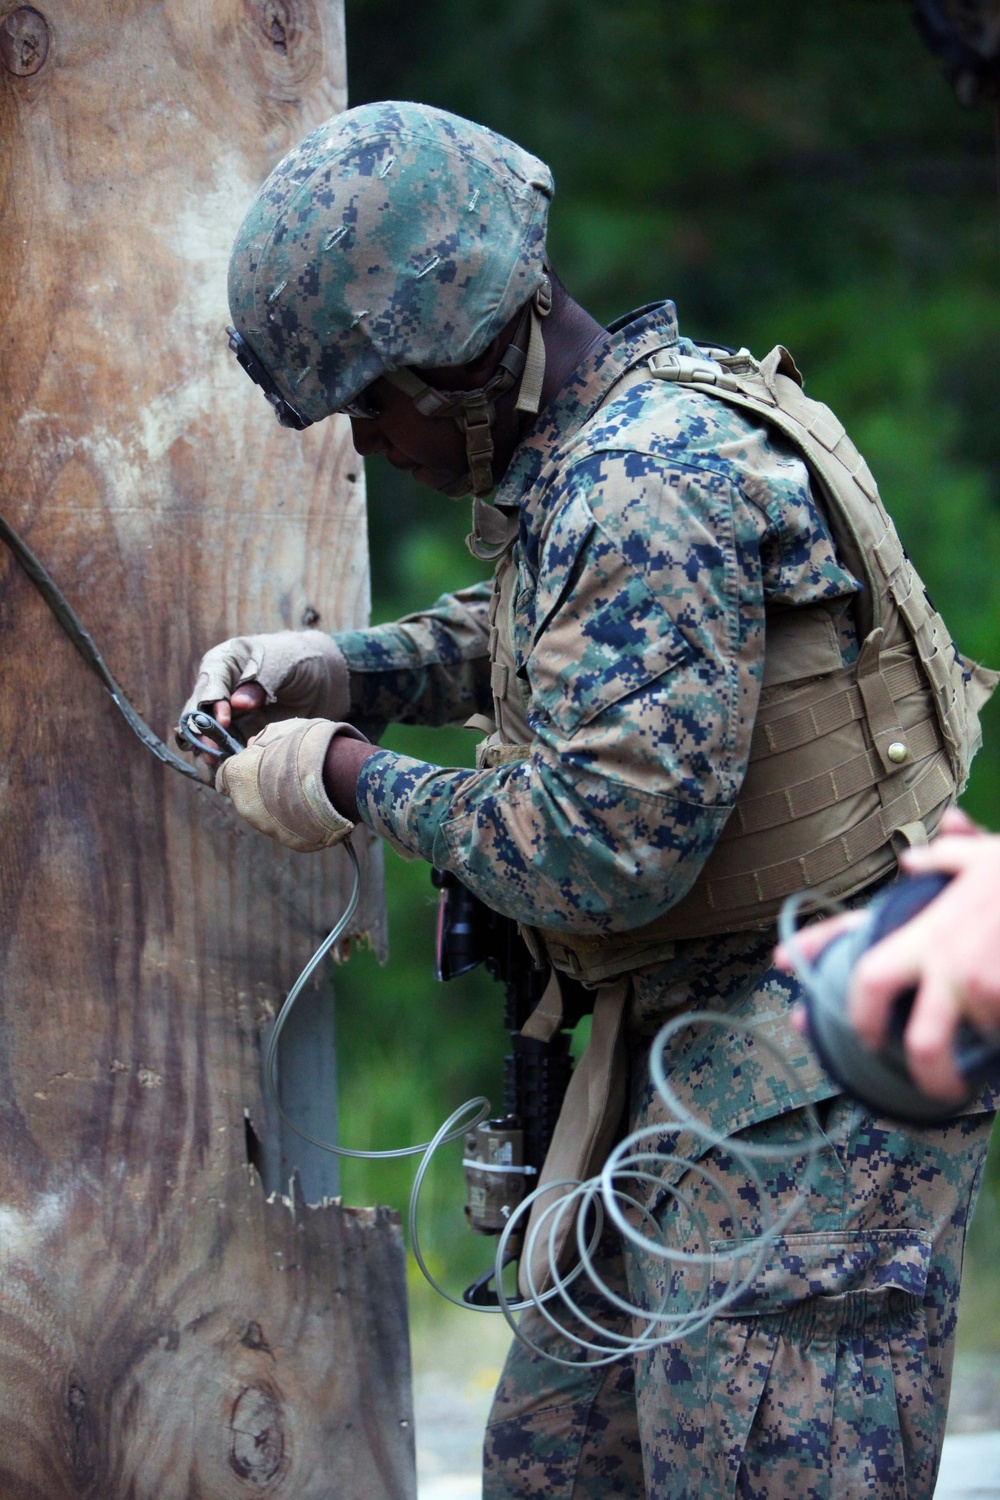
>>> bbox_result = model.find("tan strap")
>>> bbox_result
[514,277,552,416]
[480,742,530,768]
[460,396,496,498]
[386,302,536,497]
[647,349,741,392]
[468,497,520,559]
[757,343,804,394]
[856,628,910,773]
[894,819,929,850]
[873,525,908,588]
[382,364,443,411]
[517,977,629,1300]
[520,968,564,1043]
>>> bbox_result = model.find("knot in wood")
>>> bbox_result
[240,0,321,100]
[241,1320,272,1353]
[267,5,287,53]
[229,1383,286,1487]
[66,1377,97,1486]
[245,0,296,56]
[1,7,49,76]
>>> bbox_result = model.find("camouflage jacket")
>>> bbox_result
[332,302,884,1120]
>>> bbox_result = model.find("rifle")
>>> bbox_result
[431,868,592,1305]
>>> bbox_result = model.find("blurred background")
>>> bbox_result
[331,0,1000,1469]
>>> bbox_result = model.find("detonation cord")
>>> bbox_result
[267,872,827,1352]
[0,512,202,781]
[0,515,499,1309]
[260,835,497,1310]
[1,516,828,1360]
[489,1012,824,1364]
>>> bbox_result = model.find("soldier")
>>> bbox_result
[180,102,996,1498]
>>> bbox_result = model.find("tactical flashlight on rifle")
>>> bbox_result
[431,868,592,1305]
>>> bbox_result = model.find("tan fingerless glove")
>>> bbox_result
[178,630,350,739]
[216,718,368,852]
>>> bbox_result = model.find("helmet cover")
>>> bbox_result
[228,101,554,423]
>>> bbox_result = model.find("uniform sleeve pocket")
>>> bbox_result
[527,497,691,735]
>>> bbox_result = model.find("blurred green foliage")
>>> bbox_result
[333,0,1000,1315]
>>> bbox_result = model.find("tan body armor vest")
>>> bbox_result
[474,345,996,986]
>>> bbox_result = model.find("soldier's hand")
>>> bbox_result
[853,811,1000,1102]
[176,630,350,749]
[776,809,1000,1103]
[216,717,371,852]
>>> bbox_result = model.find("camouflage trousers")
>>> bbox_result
[483,1095,994,1499]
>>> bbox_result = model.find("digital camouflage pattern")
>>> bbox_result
[228,102,552,422]
[345,302,861,952]
[483,1096,993,1498]
[483,1222,645,1497]
[331,300,995,1496]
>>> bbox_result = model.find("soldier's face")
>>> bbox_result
[346,315,528,496]
[347,378,472,494]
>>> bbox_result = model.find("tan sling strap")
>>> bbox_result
[526,345,996,982]
[516,974,629,1300]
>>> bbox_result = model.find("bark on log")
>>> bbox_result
[0,2,410,1496]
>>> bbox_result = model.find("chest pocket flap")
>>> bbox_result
[526,492,691,735]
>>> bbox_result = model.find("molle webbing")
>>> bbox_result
[527,345,995,983]
[540,635,956,981]
[666,344,995,784]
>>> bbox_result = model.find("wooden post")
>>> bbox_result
[0,2,412,1497]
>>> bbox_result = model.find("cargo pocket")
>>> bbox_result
[697,1229,933,1500]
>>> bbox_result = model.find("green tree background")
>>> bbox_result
[332,0,1000,1330]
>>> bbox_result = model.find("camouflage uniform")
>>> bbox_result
[217,103,993,1499]
[330,302,994,1498]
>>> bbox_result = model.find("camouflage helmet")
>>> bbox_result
[227,101,555,494]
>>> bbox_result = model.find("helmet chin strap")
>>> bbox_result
[383,277,552,497]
